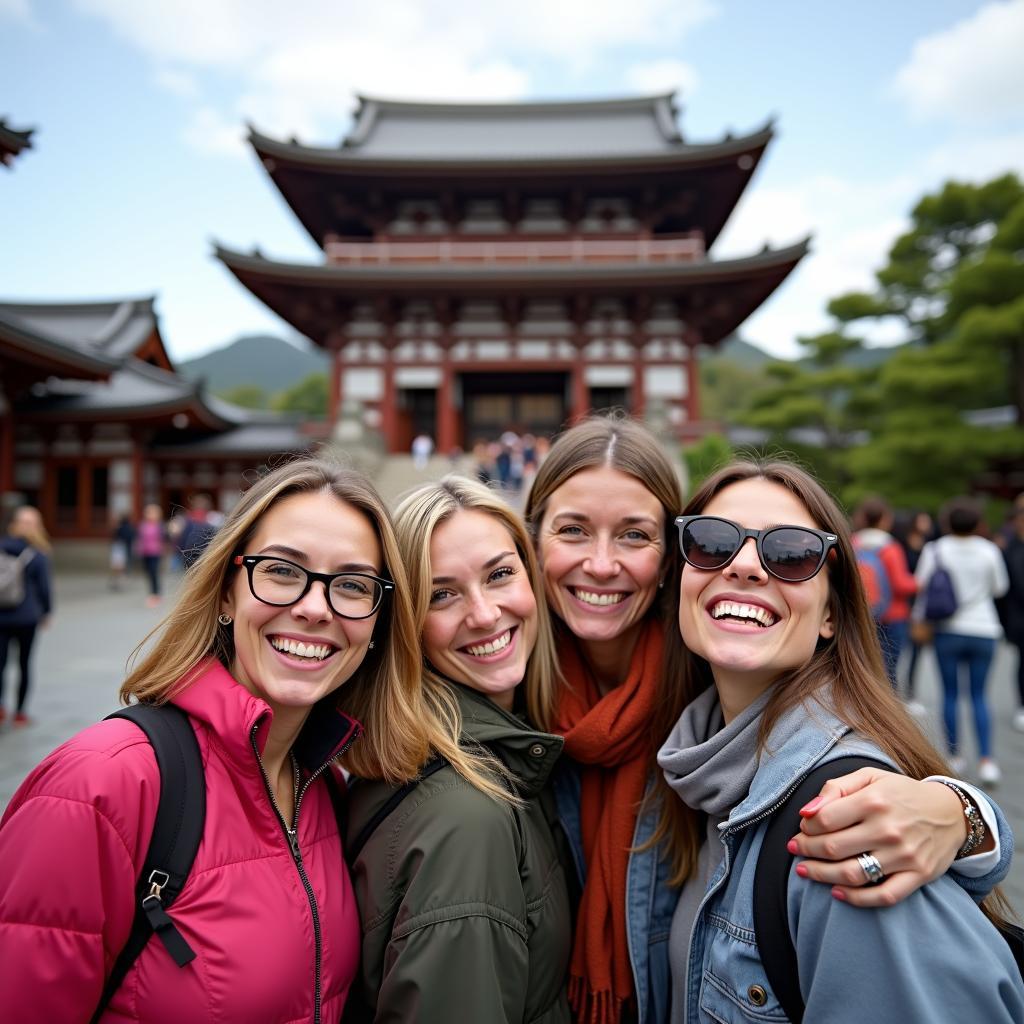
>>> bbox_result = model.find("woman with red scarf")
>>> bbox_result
[524,415,1012,1024]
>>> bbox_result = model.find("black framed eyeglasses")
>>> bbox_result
[233,555,393,619]
[675,515,838,583]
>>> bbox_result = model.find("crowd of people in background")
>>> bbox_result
[471,430,551,493]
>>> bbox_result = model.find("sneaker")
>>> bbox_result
[947,754,966,775]
[1013,710,1024,733]
[978,759,1001,787]
[12,712,30,728]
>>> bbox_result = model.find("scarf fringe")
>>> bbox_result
[569,975,625,1024]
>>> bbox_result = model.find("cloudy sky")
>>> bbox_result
[2,0,1023,361]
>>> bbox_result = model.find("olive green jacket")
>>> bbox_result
[343,684,572,1024]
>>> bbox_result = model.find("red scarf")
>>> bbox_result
[555,621,663,1024]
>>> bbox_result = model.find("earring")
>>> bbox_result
[658,580,665,589]
[218,613,233,626]
[368,641,375,650]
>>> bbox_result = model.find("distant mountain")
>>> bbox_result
[710,335,775,367]
[177,334,329,394]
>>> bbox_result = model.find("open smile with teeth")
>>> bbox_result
[462,627,515,657]
[710,601,777,628]
[570,587,626,607]
[269,636,338,662]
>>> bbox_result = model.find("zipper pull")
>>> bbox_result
[287,827,302,864]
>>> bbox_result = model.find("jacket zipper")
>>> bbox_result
[250,721,361,1024]
[681,770,820,1015]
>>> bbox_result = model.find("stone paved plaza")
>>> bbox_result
[1,565,1022,910]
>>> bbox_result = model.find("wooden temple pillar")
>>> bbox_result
[327,328,346,425]
[0,401,14,496]
[435,302,458,456]
[684,327,702,423]
[131,438,145,521]
[569,298,591,424]
[379,310,398,452]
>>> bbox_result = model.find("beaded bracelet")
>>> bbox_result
[937,779,986,858]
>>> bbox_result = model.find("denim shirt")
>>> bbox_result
[679,704,1022,1024]
[552,761,677,1024]
[554,727,1016,1024]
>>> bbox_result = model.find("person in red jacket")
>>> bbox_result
[853,497,918,688]
[0,458,428,1024]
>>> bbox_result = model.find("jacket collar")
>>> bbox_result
[171,659,362,775]
[452,682,563,798]
[722,692,896,832]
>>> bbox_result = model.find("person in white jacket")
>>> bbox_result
[916,498,1009,785]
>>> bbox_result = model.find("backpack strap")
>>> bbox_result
[345,756,448,865]
[753,755,893,1023]
[91,704,205,1022]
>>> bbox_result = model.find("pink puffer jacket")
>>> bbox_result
[0,660,362,1023]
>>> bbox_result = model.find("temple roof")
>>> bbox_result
[215,239,809,349]
[0,297,168,363]
[16,358,235,429]
[150,421,317,457]
[0,120,34,167]
[0,304,121,381]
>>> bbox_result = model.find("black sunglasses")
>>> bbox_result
[233,555,394,620]
[675,515,838,583]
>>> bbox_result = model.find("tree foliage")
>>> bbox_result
[217,384,268,409]
[272,372,329,416]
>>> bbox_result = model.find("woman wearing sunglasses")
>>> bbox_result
[659,458,1022,1021]
[0,458,431,1023]
[344,477,571,1023]
[524,416,1012,1024]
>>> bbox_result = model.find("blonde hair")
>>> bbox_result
[9,506,52,554]
[120,457,429,784]
[393,476,561,803]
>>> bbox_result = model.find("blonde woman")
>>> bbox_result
[0,459,429,1023]
[344,477,571,1023]
[0,505,52,726]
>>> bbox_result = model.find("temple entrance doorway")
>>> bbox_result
[460,371,568,446]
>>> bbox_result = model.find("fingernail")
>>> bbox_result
[795,863,808,878]
[800,796,823,816]
[831,887,847,901]
[786,839,799,854]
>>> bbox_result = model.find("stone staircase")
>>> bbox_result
[370,454,477,506]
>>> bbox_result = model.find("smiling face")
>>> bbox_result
[221,490,382,723]
[538,465,666,654]
[422,509,538,710]
[678,478,835,711]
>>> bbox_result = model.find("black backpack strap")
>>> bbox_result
[92,704,205,1022]
[345,756,448,865]
[753,755,892,1023]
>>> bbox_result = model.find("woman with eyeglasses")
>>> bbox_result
[343,477,571,1023]
[659,459,1022,1021]
[0,458,432,1024]
[523,416,1013,1024]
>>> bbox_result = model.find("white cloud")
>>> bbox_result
[72,0,718,149]
[892,0,1024,123]
[923,129,1024,181]
[181,107,248,159]
[154,67,200,99]
[624,58,699,99]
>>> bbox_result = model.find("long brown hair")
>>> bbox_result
[524,413,695,875]
[120,457,429,784]
[393,476,560,803]
[667,458,1014,926]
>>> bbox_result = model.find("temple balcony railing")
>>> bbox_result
[324,235,706,266]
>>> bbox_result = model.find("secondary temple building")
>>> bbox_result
[219,93,806,453]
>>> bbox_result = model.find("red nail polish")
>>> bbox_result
[786,839,799,854]
[795,863,808,878]
[800,796,823,816]
[831,887,847,901]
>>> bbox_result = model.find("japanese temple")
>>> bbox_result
[0,298,312,537]
[218,93,807,452]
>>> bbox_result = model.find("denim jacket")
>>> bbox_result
[553,727,1016,1024]
[678,703,1022,1023]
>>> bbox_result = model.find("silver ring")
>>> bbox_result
[857,852,885,885]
